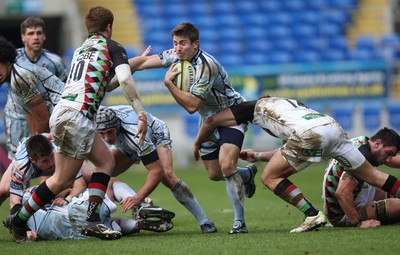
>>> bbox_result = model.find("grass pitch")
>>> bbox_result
[0,161,399,255]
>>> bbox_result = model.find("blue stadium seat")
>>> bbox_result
[219,27,241,40]
[267,25,291,38]
[293,50,321,63]
[272,38,297,52]
[326,0,358,9]
[322,10,351,26]
[348,48,382,61]
[245,26,268,40]
[355,36,376,51]
[167,16,190,30]
[199,28,219,42]
[283,0,306,12]
[305,0,329,10]
[187,2,211,16]
[268,12,293,25]
[319,23,343,37]
[330,105,354,132]
[297,38,326,51]
[260,0,282,12]
[379,34,400,60]
[235,1,259,13]
[321,49,348,61]
[326,36,348,50]
[162,2,187,16]
[144,30,169,46]
[242,13,269,26]
[212,1,235,14]
[245,52,268,65]
[139,17,166,31]
[266,51,293,64]
[292,24,318,38]
[387,102,400,131]
[219,54,242,67]
[363,104,381,132]
[136,3,162,17]
[245,39,272,53]
[200,41,220,56]
[219,41,243,55]
[125,46,139,58]
[380,34,400,47]
[215,14,241,27]
[293,11,321,24]
[191,16,216,30]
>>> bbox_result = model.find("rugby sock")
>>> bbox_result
[113,181,136,202]
[14,181,55,227]
[225,171,245,222]
[118,218,140,235]
[86,172,110,222]
[274,179,319,216]
[382,174,400,197]
[171,179,209,225]
[236,166,251,183]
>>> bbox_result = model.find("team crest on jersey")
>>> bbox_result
[302,113,325,120]
[301,148,323,157]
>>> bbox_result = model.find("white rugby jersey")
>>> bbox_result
[253,97,336,139]
[159,49,245,118]
[7,62,64,115]
[25,189,115,240]
[5,48,67,119]
[106,105,170,159]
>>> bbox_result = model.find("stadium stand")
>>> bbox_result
[133,0,393,66]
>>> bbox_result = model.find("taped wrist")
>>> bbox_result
[254,152,262,162]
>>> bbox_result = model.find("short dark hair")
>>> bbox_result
[370,127,400,151]
[20,16,45,34]
[171,22,199,43]
[85,6,114,34]
[26,134,53,160]
[0,36,17,64]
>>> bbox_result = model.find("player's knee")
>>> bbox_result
[207,171,223,181]
[260,171,273,189]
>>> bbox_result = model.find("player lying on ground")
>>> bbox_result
[4,177,175,241]
[193,96,400,233]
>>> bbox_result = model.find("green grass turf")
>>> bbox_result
[0,161,399,255]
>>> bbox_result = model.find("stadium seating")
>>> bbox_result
[362,104,381,132]
[329,105,355,132]
[387,102,400,131]
[133,0,395,67]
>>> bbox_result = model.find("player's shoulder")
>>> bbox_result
[13,61,36,75]
[42,49,64,62]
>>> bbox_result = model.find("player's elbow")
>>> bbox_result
[186,107,197,114]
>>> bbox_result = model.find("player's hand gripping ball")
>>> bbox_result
[172,61,195,92]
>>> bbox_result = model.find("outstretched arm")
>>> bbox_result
[114,63,147,145]
[107,46,154,93]
[240,148,278,162]
[192,108,238,161]
[128,53,163,73]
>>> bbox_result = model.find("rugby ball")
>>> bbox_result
[172,61,195,92]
